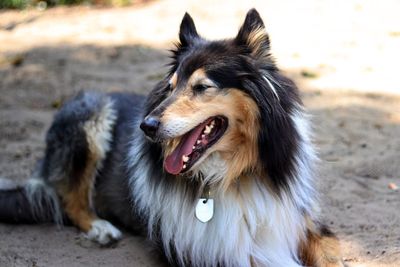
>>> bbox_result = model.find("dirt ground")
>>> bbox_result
[0,1,399,266]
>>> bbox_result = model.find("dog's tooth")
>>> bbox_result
[201,134,205,138]
[192,146,196,150]
[182,155,189,162]
[197,140,201,144]
[210,120,215,126]
[210,124,214,129]
[183,164,187,169]
[204,125,211,134]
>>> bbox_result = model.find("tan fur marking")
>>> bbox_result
[188,69,207,85]
[217,90,260,187]
[61,149,98,232]
[299,220,344,267]
[246,27,269,59]
[170,72,178,89]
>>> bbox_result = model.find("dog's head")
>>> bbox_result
[140,9,301,189]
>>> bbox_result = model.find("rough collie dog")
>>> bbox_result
[0,9,343,267]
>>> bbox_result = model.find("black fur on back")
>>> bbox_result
[143,9,302,192]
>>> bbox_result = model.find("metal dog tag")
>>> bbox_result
[195,198,214,223]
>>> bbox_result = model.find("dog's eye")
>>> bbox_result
[167,82,173,91]
[193,84,211,92]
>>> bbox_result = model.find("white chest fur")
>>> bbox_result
[132,170,307,267]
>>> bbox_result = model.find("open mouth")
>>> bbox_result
[164,116,228,175]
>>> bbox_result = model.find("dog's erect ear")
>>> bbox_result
[179,12,199,47]
[235,9,270,59]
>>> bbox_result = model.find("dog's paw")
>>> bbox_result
[85,219,122,245]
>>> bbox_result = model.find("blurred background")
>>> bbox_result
[0,1,399,266]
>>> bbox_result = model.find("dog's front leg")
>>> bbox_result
[60,178,122,245]
[58,155,122,246]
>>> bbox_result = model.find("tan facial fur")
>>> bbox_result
[161,68,260,185]
[169,72,178,89]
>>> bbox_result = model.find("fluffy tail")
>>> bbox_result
[0,176,63,224]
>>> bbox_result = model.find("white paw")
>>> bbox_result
[85,219,122,245]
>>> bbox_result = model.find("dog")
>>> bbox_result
[0,9,343,267]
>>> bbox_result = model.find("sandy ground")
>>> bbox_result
[0,0,399,266]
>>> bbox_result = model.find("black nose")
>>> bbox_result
[140,116,160,138]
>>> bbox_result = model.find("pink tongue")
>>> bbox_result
[164,121,208,175]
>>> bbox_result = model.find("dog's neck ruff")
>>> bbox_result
[128,110,317,267]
